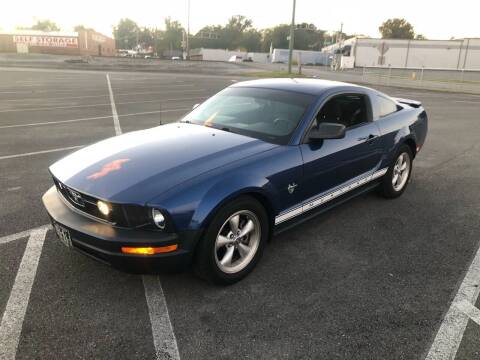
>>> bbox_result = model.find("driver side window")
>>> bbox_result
[315,94,369,129]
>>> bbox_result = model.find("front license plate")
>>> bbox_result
[54,223,72,248]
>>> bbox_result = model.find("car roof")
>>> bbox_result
[230,78,364,96]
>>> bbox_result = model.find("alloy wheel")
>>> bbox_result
[214,210,261,274]
[392,152,411,191]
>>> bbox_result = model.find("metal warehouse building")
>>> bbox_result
[324,37,480,70]
[0,29,116,56]
[272,49,331,65]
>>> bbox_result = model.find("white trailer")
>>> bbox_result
[324,37,480,70]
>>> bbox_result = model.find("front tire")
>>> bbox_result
[193,196,269,285]
[379,144,413,198]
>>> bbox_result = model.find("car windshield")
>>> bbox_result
[181,87,315,144]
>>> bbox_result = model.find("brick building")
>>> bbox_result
[0,29,116,56]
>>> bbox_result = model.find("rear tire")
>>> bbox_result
[378,144,413,198]
[193,196,269,285]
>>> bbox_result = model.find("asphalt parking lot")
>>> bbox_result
[0,67,479,360]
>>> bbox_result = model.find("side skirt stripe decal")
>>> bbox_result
[274,167,388,225]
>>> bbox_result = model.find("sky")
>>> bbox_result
[1,0,479,40]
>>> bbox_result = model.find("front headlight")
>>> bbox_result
[151,208,166,229]
[97,200,111,216]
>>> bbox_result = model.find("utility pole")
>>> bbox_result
[339,22,343,46]
[288,0,296,74]
[186,0,191,60]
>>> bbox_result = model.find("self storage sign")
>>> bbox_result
[13,35,78,48]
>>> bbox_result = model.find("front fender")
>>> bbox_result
[147,146,302,233]
[192,173,278,230]
[147,170,277,232]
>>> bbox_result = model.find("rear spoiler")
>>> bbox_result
[392,97,422,108]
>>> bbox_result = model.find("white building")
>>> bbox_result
[323,37,480,70]
[272,49,330,65]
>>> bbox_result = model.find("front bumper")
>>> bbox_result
[42,186,200,272]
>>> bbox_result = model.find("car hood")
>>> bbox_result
[50,123,276,204]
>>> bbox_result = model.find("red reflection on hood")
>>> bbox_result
[87,159,130,180]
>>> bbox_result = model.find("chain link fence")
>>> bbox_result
[359,67,480,94]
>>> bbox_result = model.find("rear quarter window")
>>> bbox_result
[377,95,400,118]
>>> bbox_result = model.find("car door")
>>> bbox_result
[299,92,383,204]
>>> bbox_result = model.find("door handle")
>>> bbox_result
[357,134,378,143]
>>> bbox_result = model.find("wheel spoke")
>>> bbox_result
[238,219,254,238]
[238,243,251,258]
[396,174,402,186]
[229,215,240,233]
[392,174,399,185]
[220,246,234,266]
[216,235,233,249]
[398,154,404,164]
[400,161,407,171]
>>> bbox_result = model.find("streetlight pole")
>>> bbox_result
[186,0,190,60]
[287,0,296,74]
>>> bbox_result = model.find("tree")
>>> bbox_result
[190,25,223,49]
[190,16,257,51]
[220,15,254,50]
[293,23,325,50]
[74,25,94,32]
[162,17,184,51]
[240,29,262,52]
[261,25,290,51]
[113,18,140,49]
[261,23,326,52]
[138,27,155,48]
[379,18,414,39]
[226,15,252,33]
[18,19,60,32]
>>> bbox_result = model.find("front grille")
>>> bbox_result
[53,178,158,229]
[53,177,128,226]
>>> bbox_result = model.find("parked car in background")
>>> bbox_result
[42,79,428,285]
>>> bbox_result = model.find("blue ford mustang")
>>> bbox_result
[43,78,428,284]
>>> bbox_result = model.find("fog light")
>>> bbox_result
[97,200,110,216]
[152,209,166,229]
[121,245,178,255]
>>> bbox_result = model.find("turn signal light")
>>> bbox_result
[121,245,178,255]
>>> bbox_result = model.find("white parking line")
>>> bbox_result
[107,74,180,360]
[0,114,111,129]
[106,74,121,136]
[0,145,83,161]
[0,96,207,113]
[454,100,480,104]
[456,299,480,326]
[0,227,48,360]
[425,243,480,360]
[0,108,190,130]
[142,276,180,360]
[0,225,51,245]
[105,78,180,360]
[1,89,205,103]
[0,83,194,96]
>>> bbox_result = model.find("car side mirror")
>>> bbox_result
[192,103,200,110]
[309,122,346,140]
